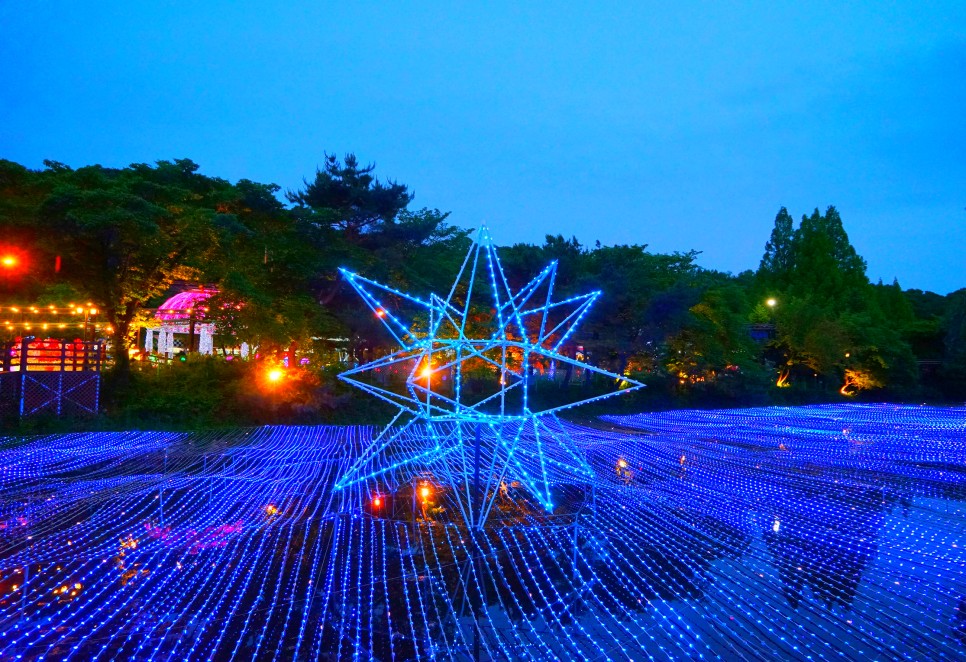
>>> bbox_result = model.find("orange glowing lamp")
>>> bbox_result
[267,369,283,383]
[420,484,431,501]
[372,496,383,508]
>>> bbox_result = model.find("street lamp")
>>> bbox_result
[766,298,778,308]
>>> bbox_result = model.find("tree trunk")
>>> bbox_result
[105,312,134,410]
[113,321,132,374]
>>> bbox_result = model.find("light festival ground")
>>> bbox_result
[1,404,965,660]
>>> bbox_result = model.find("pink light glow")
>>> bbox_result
[155,290,216,321]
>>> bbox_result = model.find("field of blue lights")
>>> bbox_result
[1,403,965,660]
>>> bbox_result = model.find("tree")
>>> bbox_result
[286,153,413,240]
[758,206,796,288]
[36,159,231,374]
[0,160,61,302]
[788,206,869,311]
[283,154,468,357]
[941,289,966,397]
[840,368,882,396]
[199,177,343,357]
[772,297,849,381]
[872,278,914,326]
[756,205,919,393]
[665,284,763,390]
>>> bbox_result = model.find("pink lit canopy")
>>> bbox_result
[155,289,216,321]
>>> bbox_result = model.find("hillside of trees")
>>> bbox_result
[0,155,963,429]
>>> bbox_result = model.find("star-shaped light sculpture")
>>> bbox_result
[336,226,643,527]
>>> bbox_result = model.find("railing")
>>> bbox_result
[1,338,106,373]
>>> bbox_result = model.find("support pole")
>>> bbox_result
[474,422,482,528]
[473,421,482,662]
[160,448,167,527]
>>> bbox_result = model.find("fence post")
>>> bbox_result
[19,337,28,372]
[17,338,28,417]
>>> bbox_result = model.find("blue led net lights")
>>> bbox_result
[336,226,644,524]
[0,403,965,659]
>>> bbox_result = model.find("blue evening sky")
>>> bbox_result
[2,2,964,293]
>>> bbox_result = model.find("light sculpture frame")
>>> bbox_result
[336,226,644,528]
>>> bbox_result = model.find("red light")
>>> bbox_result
[372,497,382,507]
[375,309,386,318]
[0,248,27,274]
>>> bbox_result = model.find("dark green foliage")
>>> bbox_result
[759,206,796,289]
[752,205,927,397]
[1,153,963,431]
[941,290,966,398]
[36,160,236,373]
[905,288,948,319]
[286,153,413,238]
[787,206,869,311]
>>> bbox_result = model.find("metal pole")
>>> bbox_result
[412,472,419,554]
[473,421,482,662]
[18,337,27,418]
[160,449,167,527]
[474,423,482,529]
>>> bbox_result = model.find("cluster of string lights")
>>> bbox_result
[0,305,107,337]
[0,404,964,659]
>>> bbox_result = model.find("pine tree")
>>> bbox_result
[789,206,869,311]
[758,207,796,287]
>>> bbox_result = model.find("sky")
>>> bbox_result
[2,2,964,293]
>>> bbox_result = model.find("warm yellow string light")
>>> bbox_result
[1,306,98,315]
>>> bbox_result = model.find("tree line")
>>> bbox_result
[0,155,963,426]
